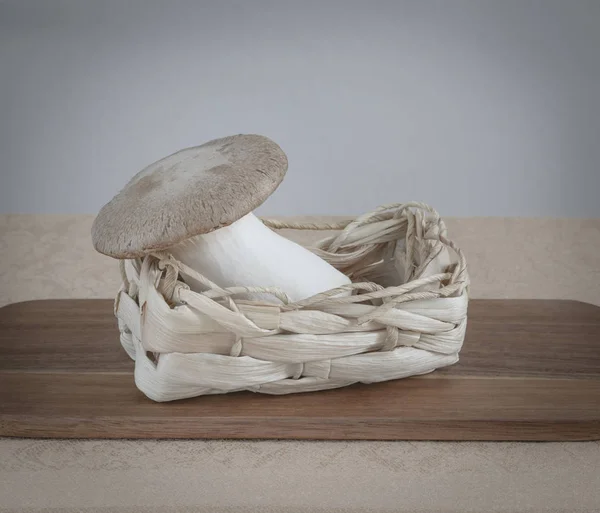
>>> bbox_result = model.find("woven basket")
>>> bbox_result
[114,202,469,402]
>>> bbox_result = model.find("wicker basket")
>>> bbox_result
[114,202,469,402]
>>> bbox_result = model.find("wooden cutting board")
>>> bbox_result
[1,299,599,441]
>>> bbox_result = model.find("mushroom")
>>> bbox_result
[92,134,351,303]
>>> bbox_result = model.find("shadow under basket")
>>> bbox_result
[114,202,469,402]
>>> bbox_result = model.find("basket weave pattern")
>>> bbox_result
[114,203,469,402]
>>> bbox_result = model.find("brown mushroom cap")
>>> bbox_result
[91,134,288,259]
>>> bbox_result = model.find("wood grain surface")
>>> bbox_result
[1,299,599,441]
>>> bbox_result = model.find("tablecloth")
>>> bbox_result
[1,214,599,513]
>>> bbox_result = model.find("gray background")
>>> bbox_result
[1,0,599,217]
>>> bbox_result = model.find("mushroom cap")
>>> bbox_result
[92,134,288,258]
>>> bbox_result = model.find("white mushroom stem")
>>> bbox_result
[168,212,351,303]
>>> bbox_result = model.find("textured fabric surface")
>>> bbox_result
[1,439,599,512]
[1,214,599,512]
[2,215,599,309]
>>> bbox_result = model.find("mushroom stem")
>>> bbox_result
[168,212,351,303]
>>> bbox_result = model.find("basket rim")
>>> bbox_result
[118,201,469,310]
